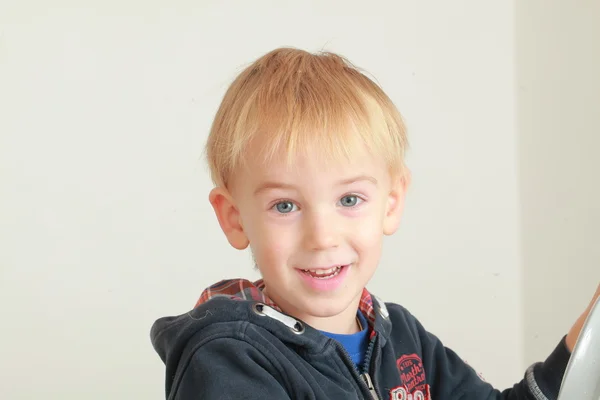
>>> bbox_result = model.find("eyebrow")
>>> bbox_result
[253,175,378,195]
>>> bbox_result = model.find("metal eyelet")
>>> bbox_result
[375,296,389,319]
[252,302,266,316]
[251,302,304,334]
[291,321,304,335]
[379,307,389,319]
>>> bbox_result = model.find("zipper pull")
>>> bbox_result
[360,373,380,400]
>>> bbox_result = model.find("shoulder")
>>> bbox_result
[165,323,291,399]
[151,297,260,366]
[151,298,287,397]
[152,296,330,369]
[378,300,434,350]
[152,297,251,342]
[383,301,416,322]
[381,300,422,331]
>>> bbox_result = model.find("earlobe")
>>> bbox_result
[208,187,249,250]
[383,172,410,236]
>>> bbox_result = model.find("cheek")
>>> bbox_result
[354,223,383,251]
[251,241,293,278]
[349,207,386,253]
[248,221,295,265]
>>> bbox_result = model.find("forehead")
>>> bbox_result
[233,142,389,191]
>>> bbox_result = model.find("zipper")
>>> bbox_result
[360,372,380,400]
[335,334,382,400]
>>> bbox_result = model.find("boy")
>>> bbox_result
[151,48,599,399]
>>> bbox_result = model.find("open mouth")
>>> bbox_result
[300,265,347,279]
[297,264,351,291]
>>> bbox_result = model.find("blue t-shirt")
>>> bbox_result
[320,312,369,368]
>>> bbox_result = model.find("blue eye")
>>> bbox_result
[340,195,359,207]
[274,201,296,214]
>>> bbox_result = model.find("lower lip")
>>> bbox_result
[297,265,350,291]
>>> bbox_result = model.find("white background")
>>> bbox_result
[1,1,598,398]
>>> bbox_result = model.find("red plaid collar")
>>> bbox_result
[196,278,377,328]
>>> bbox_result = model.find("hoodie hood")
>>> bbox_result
[150,278,393,390]
[150,278,572,400]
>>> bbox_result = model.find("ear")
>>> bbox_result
[383,170,411,236]
[209,187,249,250]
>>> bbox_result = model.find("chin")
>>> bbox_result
[298,295,358,319]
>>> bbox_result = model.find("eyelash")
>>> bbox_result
[270,194,366,215]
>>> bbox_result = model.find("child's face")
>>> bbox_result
[210,147,406,331]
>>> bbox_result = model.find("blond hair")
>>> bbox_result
[205,47,408,188]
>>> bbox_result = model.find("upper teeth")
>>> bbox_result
[303,266,341,275]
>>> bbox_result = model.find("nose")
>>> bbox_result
[302,210,340,251]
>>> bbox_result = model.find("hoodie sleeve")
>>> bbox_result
[413,315,571,399]
[171,337,292,400]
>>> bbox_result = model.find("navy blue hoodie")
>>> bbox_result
[150,279,570,399]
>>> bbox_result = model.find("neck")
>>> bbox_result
[306,310,361,334]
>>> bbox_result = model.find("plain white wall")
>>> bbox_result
[516,0,600,366]
[1,1,595,399]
